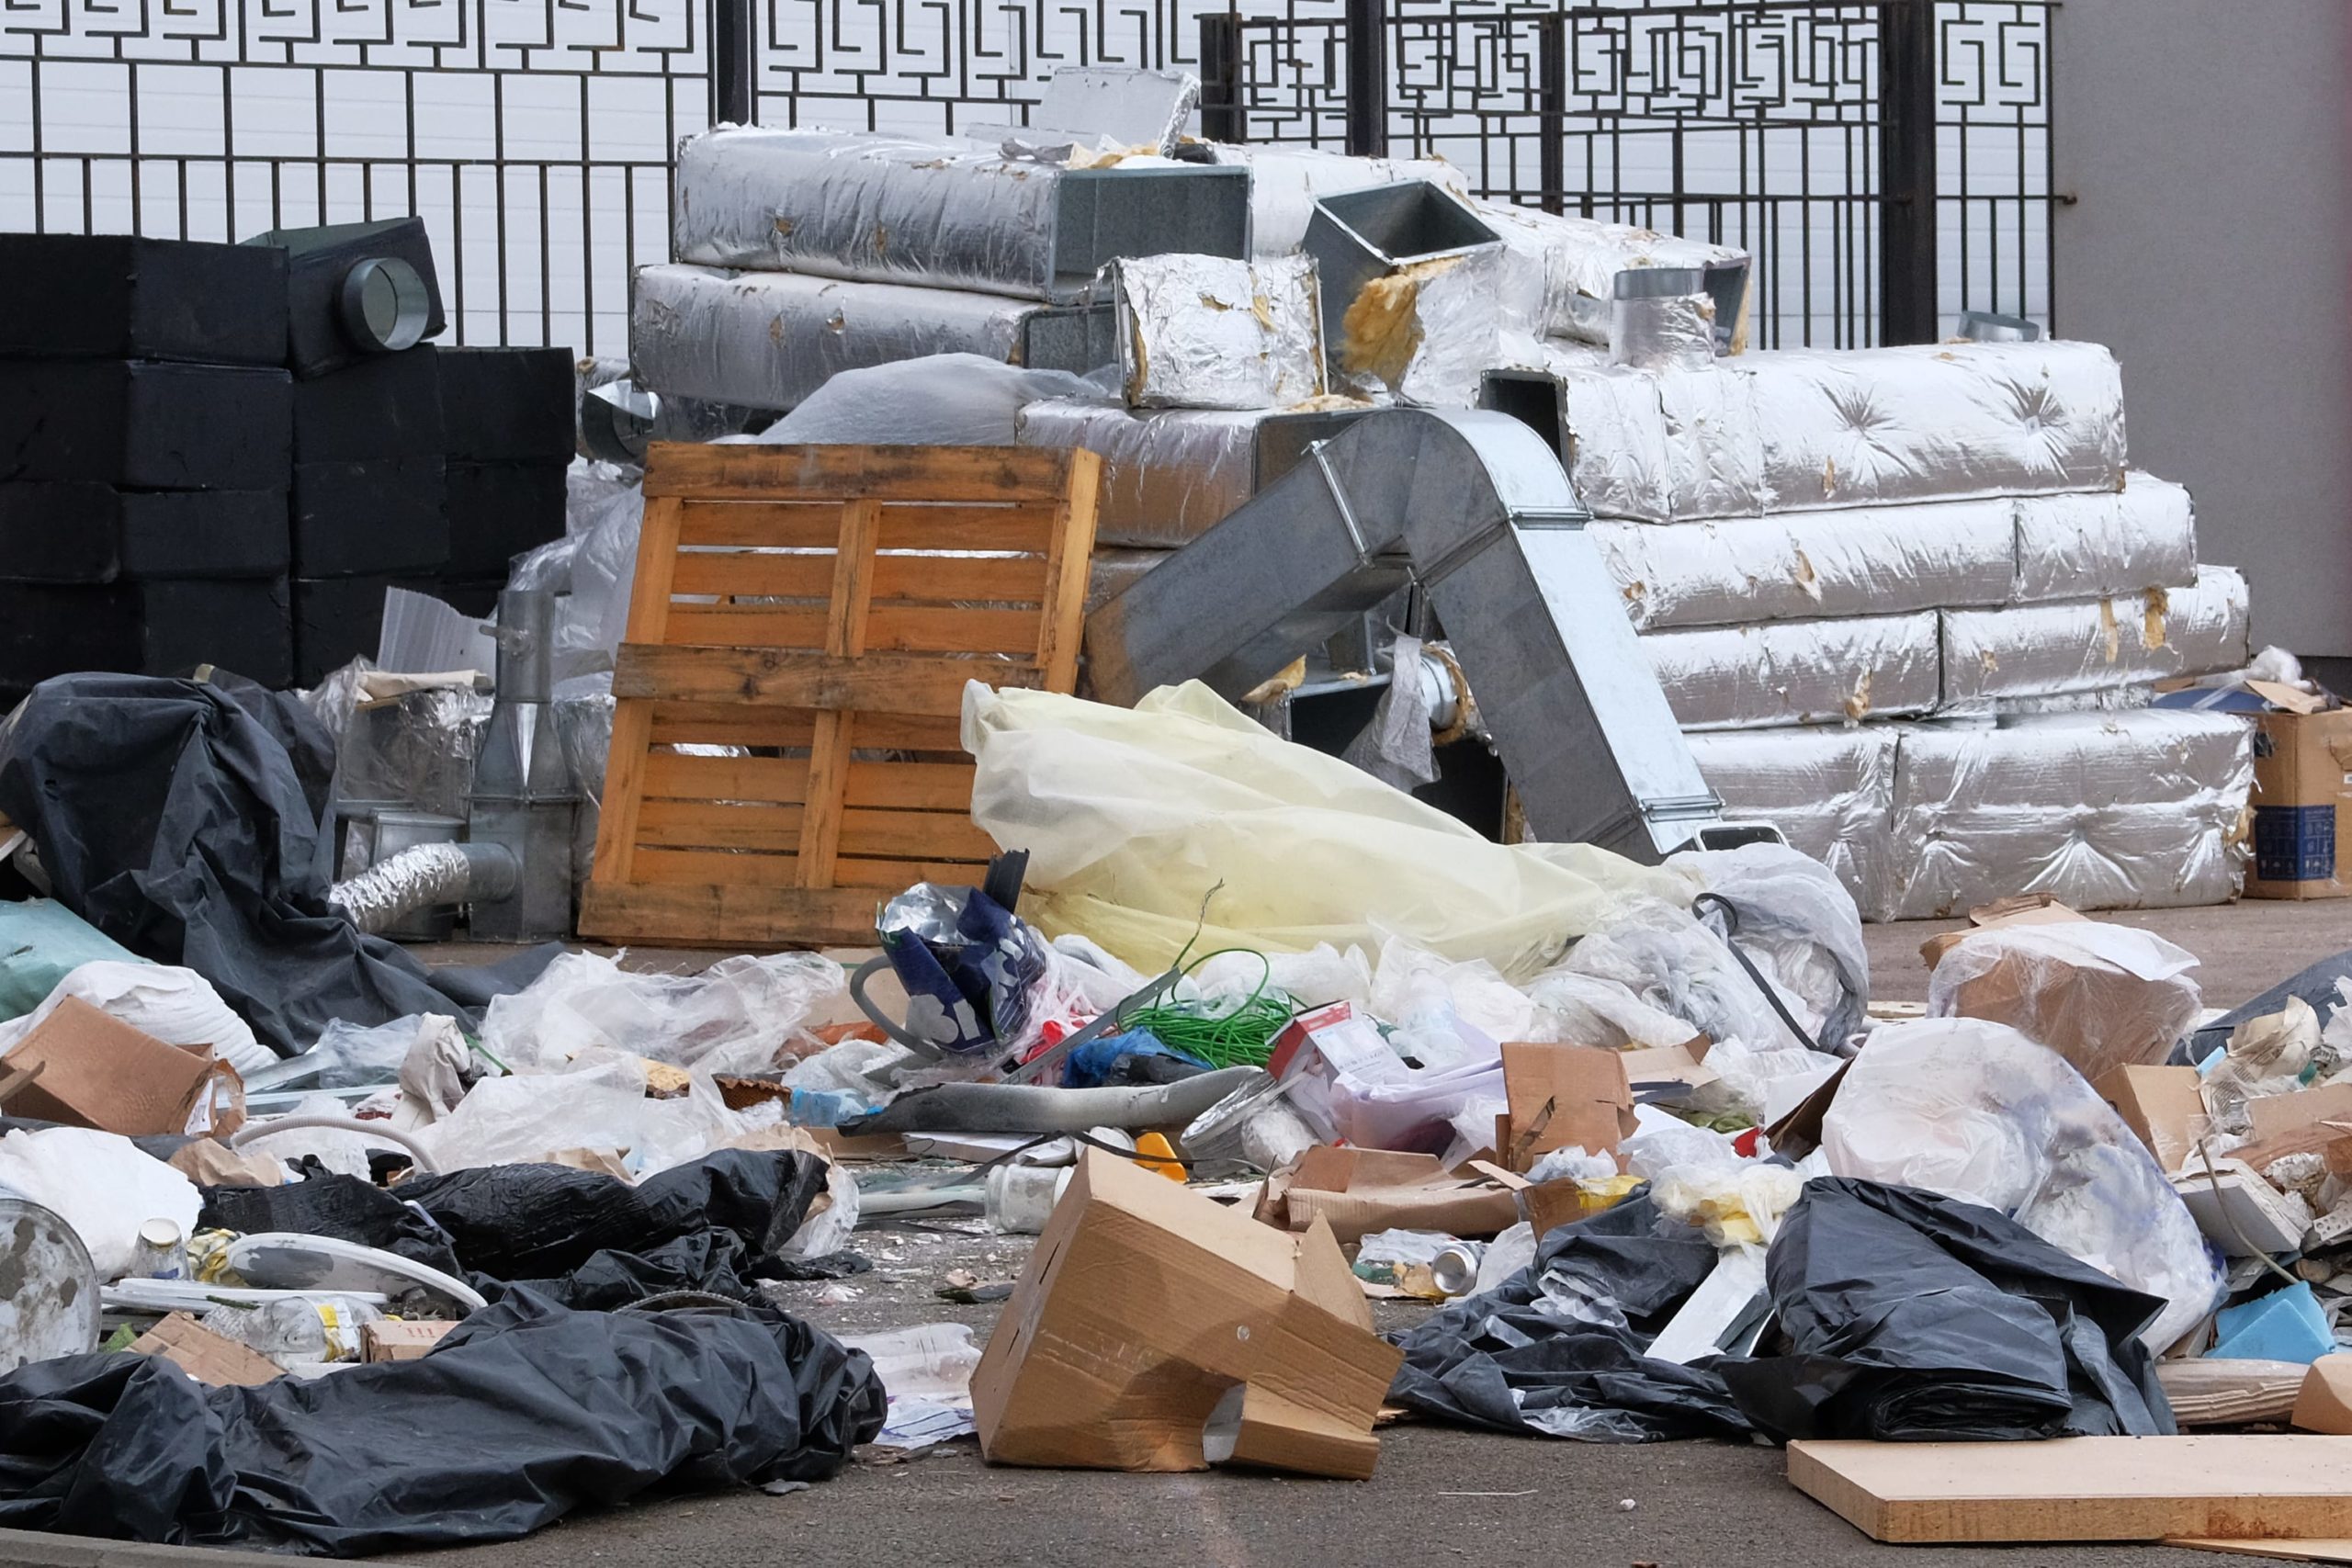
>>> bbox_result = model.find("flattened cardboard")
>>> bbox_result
[131,1312,284,1386]
[1619,1040,1719,1096]
[2249,1082,2352,1144]
[1917,895,2087,967]
[2247,708,2352,901]
[362,1319,458,1363]
[2291,1355,2352,1435]
[2093,1064,2206,1174]
[974,1149,1400,1479]
[1257,1145,1520,1243]
[1496,1042,1635,1171]
[1764,1059,1851,1163]
[1,996,222,1136]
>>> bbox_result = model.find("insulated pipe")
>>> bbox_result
[329,841,520,935]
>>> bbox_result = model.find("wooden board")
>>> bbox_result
[1789,1438,2352,1545]
[580,441,1099,947]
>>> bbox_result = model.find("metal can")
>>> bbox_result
[1430,1240,1487,1298]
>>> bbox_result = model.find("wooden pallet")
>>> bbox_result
[579,441,1100,946]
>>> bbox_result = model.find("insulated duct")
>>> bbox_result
[329,841,518,935]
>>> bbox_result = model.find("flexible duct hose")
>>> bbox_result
[330,841,520,934]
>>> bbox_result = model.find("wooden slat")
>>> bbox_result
[642,752,812,805]
[615,645,1031,716]
[644,442,1074,502]
[874,503,1056,553]
[796,498,881,890]
[663,603,1046,655]
[836,807,999,861]
[579,883,887,947]
[677,502,842,549]
[666,549,1052,605]
[847,712,968,751]
[647,703,820,749]
[831,856,997,888]
[585,491,688,886]
[843,760,975,811]
[636,799,806,852]
[631,847,802,887]
[1033,447,1102,690]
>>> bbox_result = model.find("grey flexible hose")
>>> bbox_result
[231,1114,437,1175]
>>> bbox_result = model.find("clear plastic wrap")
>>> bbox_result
[1014,398,1262,548]
[334,685,491,822]
[1669,840,1871,1050]
[1640,612,1940,729]
[480,949,845,1077]
[1928,921,2204,1084]
[1114,254,1324,410]
[1685,726,1899,922]
[1589,501,2016,632]
[757,355,1101,447]
[1886,710,2253,919]
[961,678,1681,979]
[1820,1016,2225,1352]
[1548,897,1819,1058]
[1940,564,2250,704]
[629,263,1034,412]
[1555,339,2130,523]
[412,1057,786,1178]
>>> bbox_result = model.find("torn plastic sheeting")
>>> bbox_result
[2011,471,2199,603]
[756,354,1101,448]
[629,263,1032,412]
[1818,1017,2224,1352]
[1589,501,2016,633]
[1669,840,1871,1052]
[1686,727,1897,924]
[409,1057,789,1178]
[1928,921,2204,1085]
[0,1292,882,1553]
[0,674,558,1055]
[480,948,844,1077]
[962,680,1684,979]
[1114,254,1325,411]
[1940,564,2250,705]
[842,1066,1261,1137]
[1716,1178,2175,1441]
[1885,710,2252,921]
[1640,612,1940,730]
[333,683,490,826]
[1471,195,1747,346]
[1014,397,1263,549]
[2188,950,2352,1066]
[1555,340,2129,524]
[1385,1189,1753,1441]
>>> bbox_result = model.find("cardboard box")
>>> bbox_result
[1917,895,2087,967]
[361,1319,458,1363]
[2291,1354,2352,1435]
[1929,919,2200,1084]
[973,1149,1402,1479]
[0,996,232,1136]
[1496,1042,1635,1171]
[1256,1145,1521,1243]
[131,1312,284,1386]
[2093,1065,2206,1174]
[2246,707,2352,900]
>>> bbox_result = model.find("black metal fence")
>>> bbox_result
[0,0,2052,357]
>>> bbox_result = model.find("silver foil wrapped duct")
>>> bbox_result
[1013,398,1263,548]
[1641,612,1941,729]
[1555,339,2130,523]
[1471,196,1748,346]
[1206,142,1470,258]
[2012,470,2199,602]
[672,126,1248,302]
[1687,726,1899,919]
[1940,564,2249,704]
[631,263,1033,412]
[1885,710,2251,919]
[1114,254,1325,410]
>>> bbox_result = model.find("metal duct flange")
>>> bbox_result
[337,256,433,354]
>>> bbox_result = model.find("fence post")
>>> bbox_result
[1538,16,1566,215]
[1345,0,1388,157]
[1199,13,1243,143]
[711,0,755,128]
[1877,0,1939,344]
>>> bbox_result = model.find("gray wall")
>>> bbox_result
[2053,0,2352,659]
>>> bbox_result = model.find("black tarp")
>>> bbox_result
[0,672,556,1053]
[198,1148,864,1307]
[1386,1191,1754,1441]
[0,1292,885,1555]
[2185,947,2352,1066]
[1715,1179,2176,1441]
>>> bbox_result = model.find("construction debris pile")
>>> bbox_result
[5,59,2352,1567]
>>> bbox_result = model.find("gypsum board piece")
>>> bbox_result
[1082,406,1727,860]
[840,1066,1262,1137]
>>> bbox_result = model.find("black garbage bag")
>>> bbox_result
[2186,947,2352,1065]
[0,672,557,1054]
[1387,1191,1754,1441]
[198,1149,853,1307]
[1716,1178,2175,1442]
[0,1291,885,1555]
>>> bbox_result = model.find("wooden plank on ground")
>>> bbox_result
[1788,1437,2352,1546]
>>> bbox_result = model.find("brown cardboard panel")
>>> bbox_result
[1258,1146,1520,1243]
[973,1150,1401,1479]
[1763,1060,1851,1163]
[2250,1082,2352,1144]
[2247,708,2352,902]
[1918,896,2087,966]
[1790,1436,2352,1544]
[362,1319,458,1363]
[2292,1356,2352,1435]
[131,1312,284,1386]
[1497,1042,1634,1171]
[1934,924,2190,1082]
[1,996,222,1136]
[2093,1064,2207,1174]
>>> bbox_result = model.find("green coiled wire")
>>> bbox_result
[1123,947,1298,1069]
